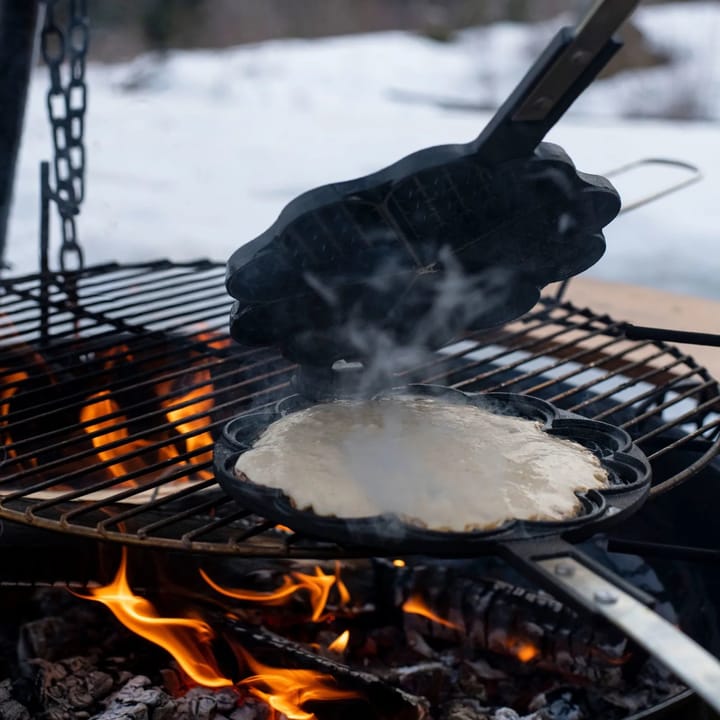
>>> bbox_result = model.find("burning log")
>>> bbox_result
[223,619,430,720]
[398,565,629,685]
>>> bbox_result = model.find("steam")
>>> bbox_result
[301,244,516,397]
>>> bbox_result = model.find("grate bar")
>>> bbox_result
[2,347,283,434]
[523,342,661,397]
[483,335,629,393]
[563,356,693,414]
[447,317,618,388]
[636,392,720,445]
[648,416,720,462]
[134,494,235,538]
[1,379,291,502]
[621,378,719,430]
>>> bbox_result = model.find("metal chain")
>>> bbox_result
[40,0,89,274]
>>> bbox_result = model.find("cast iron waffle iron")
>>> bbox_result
[219,0,720,711]
[225,1,630,372]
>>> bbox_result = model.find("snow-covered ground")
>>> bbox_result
[6,1,720,299]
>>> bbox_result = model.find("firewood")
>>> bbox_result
[223,618,430,720]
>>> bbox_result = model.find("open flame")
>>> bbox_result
[77,335,221,487]
[1,370,28,459]
[200,562,350,622]
[402,594,462,630]
[4,328,230,490]
[78,549,230,687]
[77,550,361,720]
[161,368,215,479]
[328,630,350,654]
[237,646,358,720]
[80,390,179,483]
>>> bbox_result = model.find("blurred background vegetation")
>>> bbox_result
[83,0,687,61]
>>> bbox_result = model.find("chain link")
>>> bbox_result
[41,0,88,274]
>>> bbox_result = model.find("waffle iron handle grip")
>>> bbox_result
[501,541,720,713]
[472,0,640,166]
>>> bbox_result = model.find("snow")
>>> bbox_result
[6,2,720,300]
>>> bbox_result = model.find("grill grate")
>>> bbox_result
[1,260,719,557]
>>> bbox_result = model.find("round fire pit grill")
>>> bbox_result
[0,259,718,558]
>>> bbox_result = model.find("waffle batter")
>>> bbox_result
[234,395,608,530]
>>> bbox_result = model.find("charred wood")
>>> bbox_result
[223,618,430,720]
[398,566,629,684]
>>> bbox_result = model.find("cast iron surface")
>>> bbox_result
[227,143,619,367]
[215,387,650,553]
[227,1,627,366]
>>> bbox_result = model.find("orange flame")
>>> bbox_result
[237,646,359,720]
[196,329,231,351]
[161,368,215,480]
[78,549,231,688]
[0,370,28,458]
[334,562,350,608]
[77,552,362,720]
[392,559,406,568]
[80,391,140,481]
[402,595,461,630]
[200,564,350,622]
[99,343,133,370]
[80,390,180,482]
[328,630,350,654]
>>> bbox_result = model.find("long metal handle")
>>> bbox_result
[474,0,639,164]
[537,556,720,713]
[514,0,641,122]
[623,324,720,347]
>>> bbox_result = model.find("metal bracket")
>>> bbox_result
[606,157,703,215]
[513,0,640,122]
[537,556,720,713]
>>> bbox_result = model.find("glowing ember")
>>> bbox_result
[402,594,462,630]
[392,559,406,568]
[200,564,351,622]
[237,646,359,720]
[78,549,231,688]
[515,642,540,663]
[328,630,350,654]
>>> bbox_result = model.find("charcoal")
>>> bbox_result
[384,660,454,702]
[228,699,270,720]
[92,676,176,720]
[401,567,627,683]
[0,678,31,720]
[438,698,491,720]
[492,710,520,720]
